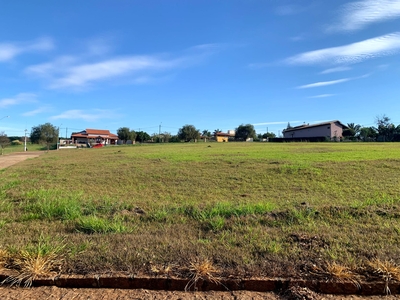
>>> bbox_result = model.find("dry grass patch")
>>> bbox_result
[368,259,400,294]
[185,258,221,291]
[0,248,10,270]
[2,236,65,287]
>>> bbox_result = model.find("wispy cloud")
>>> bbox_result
[297,78,351,89]
[22,107,51,116]
[253,121,301,126]
[297,73,370,89]
[275,4,308,16]
[307,94,335,98]
[0,93,37,108]
[26,44,220,89]
[50,109,120,122]
[320,66,352,74]
[328,0,400,32]
[285,32,400,66]
[0,38,53,62]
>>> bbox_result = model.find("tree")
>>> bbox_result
[359,126,377,141]
[135,131,151,143]
[375,115,396,141]
[0,131,10,155]
[235,124,256,141]
[177,125,200,142]
[117,127,130,143]
[202,130,211,137]
[30,123,58,151]
[213,129,222,136]
[343,123,361,139]
[117,127,136,144]
[262,132,276,139]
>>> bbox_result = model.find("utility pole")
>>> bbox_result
[159,122,162,142]
[66,127,68,143]
[24,129,27,151]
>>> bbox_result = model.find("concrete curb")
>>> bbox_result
[1,273,399,295]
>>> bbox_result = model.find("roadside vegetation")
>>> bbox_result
[1,142,400,285]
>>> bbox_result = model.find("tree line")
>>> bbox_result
[1,115,397,154]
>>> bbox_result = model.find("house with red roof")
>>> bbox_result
[71,129,119,145]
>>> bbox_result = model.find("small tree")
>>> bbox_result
[262,132,276,139]
[235,124,256,141]
[375,115,396,141]
[177,125,200,142]
[30,123,58,151]
[135,131,151,143]
[117,127,137,144]
[0,131,10,155]
[117,127,131,144]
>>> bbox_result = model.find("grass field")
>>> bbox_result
[1,142,400,282]
[1,143,45,155]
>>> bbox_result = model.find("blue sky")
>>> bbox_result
[1,0,400,137]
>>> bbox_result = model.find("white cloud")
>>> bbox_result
[307,94,335,98]
[0,38,53,62]
[297,73,370,89]
[328,0,400,32]
[297,78,351,89]
[285,32,400,66]
[0,93,37,108]
[26,44,219,89]
[50,109,119,122]
[22,107,50,116]
[320,66,352,74]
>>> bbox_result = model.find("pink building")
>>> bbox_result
[283,121,347,140]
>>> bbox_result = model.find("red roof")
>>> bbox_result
[71,129,118,139]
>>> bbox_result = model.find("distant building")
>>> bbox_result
[71,129,119,145]
[215,131,235,142]
[283,121,347,141]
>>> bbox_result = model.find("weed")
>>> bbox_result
[75,215,131,234]
[2,235,65,287]
[368,259,400,294]
[185,258,220,291]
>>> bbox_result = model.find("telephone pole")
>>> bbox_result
[24,129,27,151]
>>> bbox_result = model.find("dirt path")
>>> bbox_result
[0,286,397,299]
[0,152,44,169]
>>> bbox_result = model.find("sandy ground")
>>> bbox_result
[0,286,398,300]
[0,151,44,169]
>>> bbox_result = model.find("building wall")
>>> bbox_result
[330,122,344,139]
[216,136,228,142]
[283,122,344,139]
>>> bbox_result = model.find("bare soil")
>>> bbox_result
[0,151,44,169]
[0,286,398,299]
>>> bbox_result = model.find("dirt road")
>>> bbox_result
[0,152,44,169]
[0,286,398,300]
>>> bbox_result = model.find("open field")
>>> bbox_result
[1,142,400,285]
[1,144,45,155]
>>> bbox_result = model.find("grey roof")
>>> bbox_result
[283,120,348,133]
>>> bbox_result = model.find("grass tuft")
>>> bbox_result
[185,258,220,291]
[2,237,65,287]
[368,259,400,294]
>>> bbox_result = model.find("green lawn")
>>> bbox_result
[1,142,400,280]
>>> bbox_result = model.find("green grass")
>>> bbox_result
[1,142,400,279]
[1,143,45,155]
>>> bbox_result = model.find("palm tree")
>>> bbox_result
[346,123,361,137]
